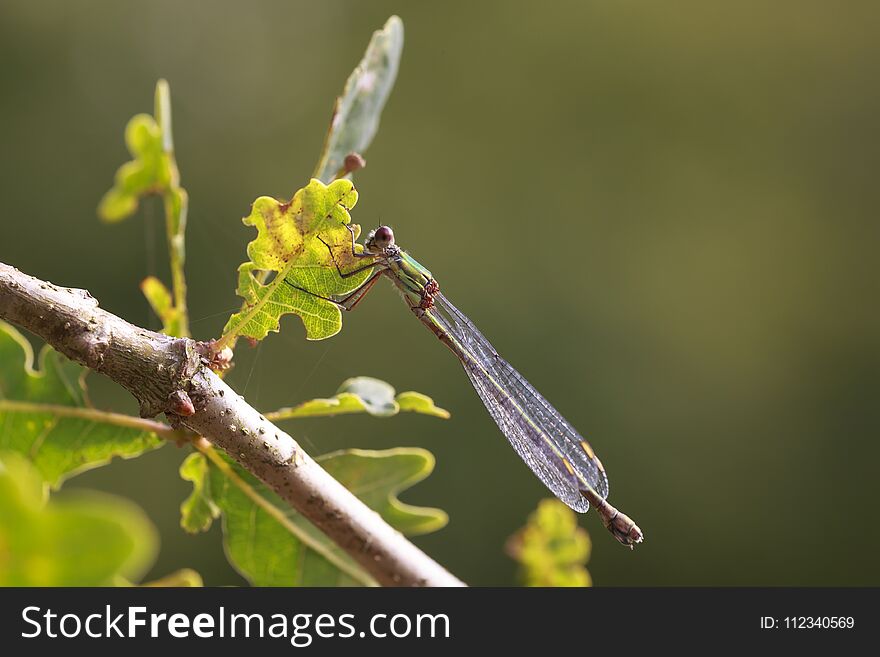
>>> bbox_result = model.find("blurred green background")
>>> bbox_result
[1,0,878,586]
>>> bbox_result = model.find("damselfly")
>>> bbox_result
[291,225,643,547]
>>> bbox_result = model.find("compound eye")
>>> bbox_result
[373,225,394,247]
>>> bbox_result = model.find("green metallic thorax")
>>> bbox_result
[384,249,434,306]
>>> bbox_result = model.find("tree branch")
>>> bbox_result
[0,261,465,587]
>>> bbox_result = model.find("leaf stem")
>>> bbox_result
[214,266,288,353]
[0,399,186,441]
[155,79,190,337]
[163,189,189,337]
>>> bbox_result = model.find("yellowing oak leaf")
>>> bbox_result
[506,498,592,587]
[140,276,184,336]
[221,178,375,344]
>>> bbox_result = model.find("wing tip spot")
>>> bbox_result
[580,440,596,460]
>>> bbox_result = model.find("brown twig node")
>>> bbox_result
[332,152,367,181]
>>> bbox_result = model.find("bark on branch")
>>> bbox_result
[0,261,465,587]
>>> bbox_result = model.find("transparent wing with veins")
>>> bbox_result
[426,292,609,513]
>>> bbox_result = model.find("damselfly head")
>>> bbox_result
[366,225,395,252]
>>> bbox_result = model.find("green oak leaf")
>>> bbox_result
[100,79,189,337]
[181,447,447,586]
[97,112,168,221]
[0,452,158,586]
[265,376,450,420]
[317,449,447,536]
[505,498,592,587]
[98,79,179,223]
[179,451,220,533]
[141,276,184,336]
[221,178,375,344]
[0,321,164,488]
[395,390,451,418]
[314,15,404,182]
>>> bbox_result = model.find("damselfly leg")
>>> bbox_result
[283,271,383,311]
[315,224,376,279]
[282,227,383,310]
